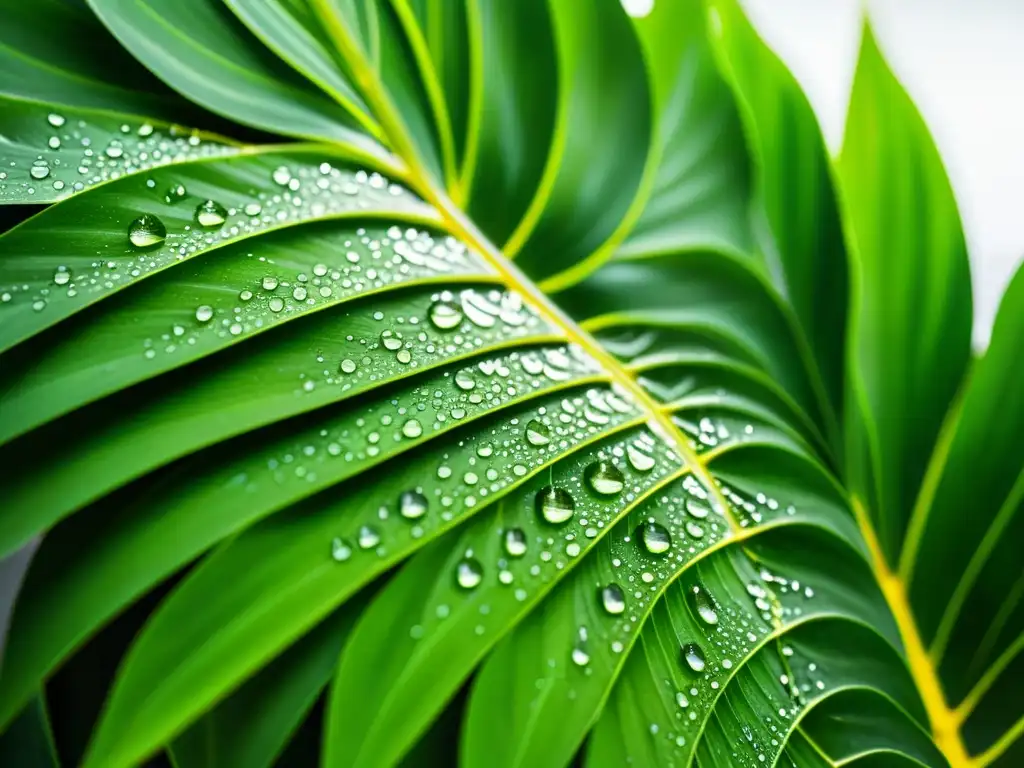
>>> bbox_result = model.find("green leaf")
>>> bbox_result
[0,696,58,768]
[1,1,1020,767]
[837,23,972,562]
[706,0,848,425]
[169,589,373,768]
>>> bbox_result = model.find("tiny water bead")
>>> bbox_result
[358,525,381,550]
[600,583,627,615]
[331,537,353,562]
[585,460,625,496]
[639,521,672,555]
[572,627,591,667]
[194,199,227,228]
[399,490,428,520]
[165,183,187,203]
[456,557,484,589]
[525,419,551,446]
[428,299,463,330]
[682,642,706,673]
[504,528,528,557]
[536,486,576,525]
[127,213,167,248]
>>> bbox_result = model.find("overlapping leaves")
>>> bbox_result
[0,1,1021,767]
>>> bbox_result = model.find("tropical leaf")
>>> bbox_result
[0,1,1020,767]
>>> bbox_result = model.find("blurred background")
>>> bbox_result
[742,0,1024,349]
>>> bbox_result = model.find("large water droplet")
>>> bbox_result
[194,305,214,323]
[454,370,476,391]
[504,528,528,557]
[195,199,227,228]
[525,419,551,446]
[380,330,403,351]
[30,161,50,180]
[128,214,166,248]
[599,583,626,615]
[626,444,655,472]
[686,498,710,519]
[53,267,71,286]
[683,642,706,673]
[357,525,381,550]
[47,113,66,128]
[399,490,428,520]
[428,299,463,330]
[331,537,353,562]
[536,486,575,525]
[585,460,625,496]
[456,557,483,589]
[689,585,718,625]
[402,419,423,439]
[638,521,672,555]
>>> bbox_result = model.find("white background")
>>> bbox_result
[742,0,1024,348]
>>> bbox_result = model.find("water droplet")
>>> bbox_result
[676,691,689,708]
[685,521,705,538]
[128,214,167,248]
[357,525,380,550]
[380,330,403,351]
[32,299,46,312]
[585,460,625,496]
[428,299,463,330]
[47,113,65,128]
[239,290,253,301]
[30,161,50,180]
[269,297,284,313]
[195,199,227,228]
[686,499,710,519]
[626,444,655,472]
[455,370,475,391]
[525,419,550,446]
[399,490,428,519]
[638,521,672,555]
[331,537,353,562]
[339,358,357,374]
[138,123,154,137]
[572,627,590,666]
[272,166,292,186]
[105,142,124,159]
[292,286,308,301]
[396,349,412,364]
[683,642,706,673]
[262,276,279,291]
[195,305,214,323]
[48,136,61,149]
[164,183,187,203]
[456,557,484,589]
[504,528,528,557]
[402,419,422,438]
[689,585,718,625]
[53,268,70,286]
[599,583,626,615]
[536,486,575,525]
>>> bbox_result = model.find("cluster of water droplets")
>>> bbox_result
[1,157,423,315]
[323,384,643,580]
[135,226,494,361]
[0,111,234,202]
[674,412,758,453]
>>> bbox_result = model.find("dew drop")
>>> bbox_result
[53,268,70,286]
[30,161,50,180]
[195,305,214,323]
[399,490,428,519]
[536,486,575,525]
[638,521,672,555]
[357,525,381,550]
[402,419,423,439]
[525,419,551,446]
[339,358,357,374]
[272,166,292,186]
[47,113,65,128]
[685,521,705,539]
[262,276,279,291]
[676,691,689,708]
[599,583,626,615]
[686,498,710,519]
[292,286,308,301]
[380,330,403,351]
[268,297,285,313]
[683,642,706,673]
[689,585,718,625]
[164,183,187,203]
[626,444,655,472]
[585,460,625,496]
[331,537,353,562]
[127,214,166,248]
[195,199,227,228]
[428,299,463,330]
[572,627,590,666]
[455,370,476,391]
[456,557,484,589]
[504,528,528,557]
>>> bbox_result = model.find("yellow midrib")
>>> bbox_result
[851,496,974,767]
